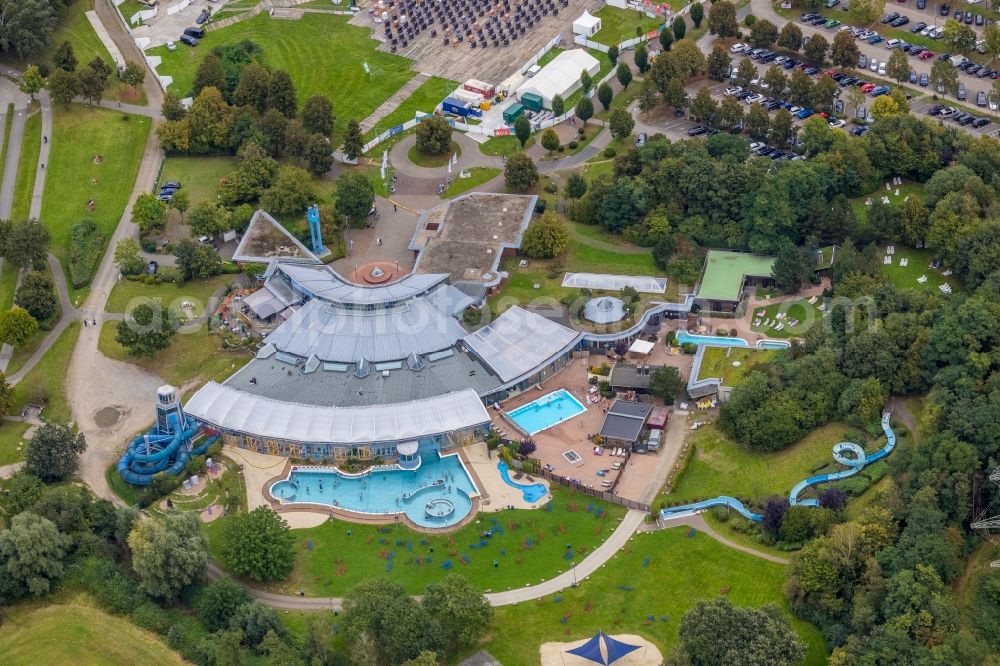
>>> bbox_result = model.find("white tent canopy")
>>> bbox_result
[628,339,655,356]
[572,11,602,36]
[562,272,667,294]
[516,49,600,109]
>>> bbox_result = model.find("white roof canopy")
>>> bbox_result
[628,340,655,355]
[184,383,490,445]
[573,11,601,33]
[562,273,667,294]
[463,306,581,382]
[516,49,600,107]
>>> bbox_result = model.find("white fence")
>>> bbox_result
[167,0,192,16]
[521,34,563,73]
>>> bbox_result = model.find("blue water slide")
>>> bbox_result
[660,413,897,523]
[117,412,204,486]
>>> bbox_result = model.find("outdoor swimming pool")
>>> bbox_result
[497,460,548,503]
[676,330,790,350]
[506,389,587,435]
[269,453,478,528]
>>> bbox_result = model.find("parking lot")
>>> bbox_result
[131,0,216,49]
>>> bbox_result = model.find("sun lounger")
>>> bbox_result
[942,269,952,277]
[807,296,817,304]
[775,323,784,331]
[917,275,927,284]
[899,258,908,267]
[753,319,761,326]
[789,320,799,327]
[756,310,765,317]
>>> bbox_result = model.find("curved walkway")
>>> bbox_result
[389,131,504,178]
[651,512,791,565]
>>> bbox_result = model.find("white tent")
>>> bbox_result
[516,49,601,110]
[628,339,655,356]
[572,11,602,36]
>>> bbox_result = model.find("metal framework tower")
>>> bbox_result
[971,465,1000,567]
[155,385,185,435]
[307,204,324,255]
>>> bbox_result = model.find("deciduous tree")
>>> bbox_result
[14,271,57,321]
[886,48,910,84]
[521,212,570,258]
[261,166,316,217]
[422,575,492,652]
[575,95,594,123]
[233,61,271,113]
[222,507,295,582]
[342,118,364,161]
[53,40,77,72]
[708,0,738,38]
[504,152,538,191]
[634,44,649,73]
[540,127,560,153]
[334,172,375,223]
[707,45,731,81]
[5,218,49,269]
[267,69,297,117]
[116,302,178,357]
[831,30,861,69]
[132,193,168,232]
[129,512,208,599]
[25,422,86,482]
[803,34,829,65]
[46,68,78,105]
[514,114,531,146]
[745,103,770,140]
[19,65,43,101]
[0,512,70,599]
[0,306,38,346]
[749,19,778,47]
[609,107,635,138]
[649,366,684,402]
[689,86,717,122]
[114,238,146,276]
[672,16,687,40]
[690,2,704,27]
[777,22,803,52]
[415,114,452,154]
[597,82,613,110]
[192,54,226,97]
[616,62,633,90]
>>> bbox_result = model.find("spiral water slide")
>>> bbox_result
[117,413,215,485]
[660,413,896,523]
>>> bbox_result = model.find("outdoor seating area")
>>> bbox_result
[372,0,570,52]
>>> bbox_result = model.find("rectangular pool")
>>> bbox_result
[506,389,587,435]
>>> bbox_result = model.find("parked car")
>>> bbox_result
[965,11,974,23]
[825,0,840,7]
[958,82,967,100]
[731,43,747,53]
[977,91,987,107]
[920,51,936,60]
[976,13,984,26]
[723,86,742,95]
[890,17,909,27]
[165,40,177,51]
[880,12,900,23]
[180,34,198,47]
[196,9,210,24]
[859,54,868,68]
[940,3,950,15]
[911,21,927,32]
[972,117,991,128]
[184,27,206,39]
[878,62,887,75]
[636,133,647,147]
[920,72,929,86]
[147,261,158,276]
[688,125,708,136]
[828,118,847,128]
[870,34,884,44]
[872,85,891,96]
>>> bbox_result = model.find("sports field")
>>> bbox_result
[149,13,416,137]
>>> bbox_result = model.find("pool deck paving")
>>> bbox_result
[465,441,550,511]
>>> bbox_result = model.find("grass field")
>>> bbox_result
[479,134,534,156]
[12,321,80,424]
[366,76,458,140]
[205,485,626,597]
[0,104,12,193]
[159,156,237,208]
[0,421,31,466]
[479,526,826,665]
[696,347,777,387]
[0,599,183,665]
[750,299,822,338]
[878,245,964,294]
[591,6,662,47]
[149,13,416,137]
[0,260,18,312]
[105,274,236,314]
[441,167,501,198]
[98,319,251,389]
[11,110,41,222]
[43,106,150,300]
[669,422,859,507]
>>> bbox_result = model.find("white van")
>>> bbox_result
[886,39,901,49]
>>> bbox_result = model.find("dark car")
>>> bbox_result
[161,181,181,190]
[965,11,973,23]
[972,117,991,128]
[927,104,944,115]
[196,9,210,24]
[688,125,708,136]
[147,261,158,276]
[940,2,950,15]
[180,34,198,47]
[977,91,987,107]
[976,14,985,26]
[880,12,900,23]
[891,16,910,27]
[920,72,929,86]
[960,114,976,125]
[956,9,964,20]
[184,27,206,39]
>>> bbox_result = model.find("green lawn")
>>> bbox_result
[750,299,822,338]
[564,49,615,111]
[565,236,660,275]
[105,274,236,313]
[0,104,12,194]
[591,6,662,47]
[0,421,31,466]
[669,422,859,507]
[10,1,144,105]
[696,347,777,387]
[0,259,19,312]
[11,110,41,222]
[583,159,614,181]
[536,46,565,68]
[849,181,922,223]
[480,527,826,665]
[878,245,964,294]
[149,12,416,137]
[407,141,459,167]
[98,319,251,389]
[596,84,641,121]
[12,321,81,422]
[159,156,237,208]
[479,134,534,156]
[43,106,150,299]
[441,167,501,198]
[366,75,458,140]
[0,600,184,665]
[205,485,626,597]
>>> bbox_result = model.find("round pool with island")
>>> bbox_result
[269,453,479,528]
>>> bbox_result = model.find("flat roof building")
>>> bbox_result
[599,400,653,449]
[697,250,776,312]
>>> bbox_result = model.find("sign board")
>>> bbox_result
[494,127,511,136]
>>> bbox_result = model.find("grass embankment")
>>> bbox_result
[366,76,458,140]
[10,110,41,222]
[0,422,32,466]
[205,485,626,597]
[43,106,150,302]
[0,599,184,665]
[696,347,777,387]
[669,422,857,506]
[11,321,81,423]
[149,12,416,138]
[479,526,826,665]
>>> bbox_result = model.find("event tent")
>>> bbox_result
[573,11,602,36]
[516,49,600,109]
